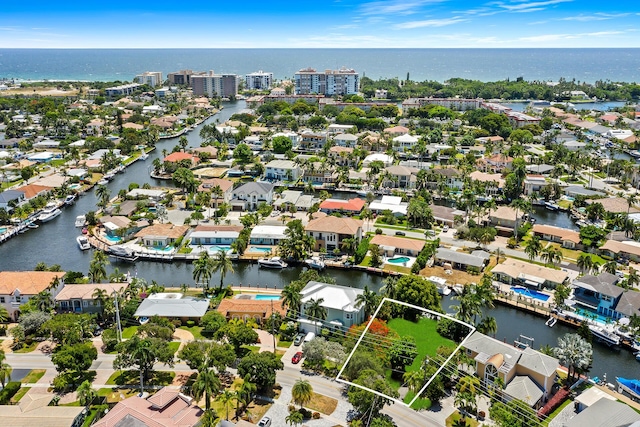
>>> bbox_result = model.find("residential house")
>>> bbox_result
[249,225,287,246]
[430,204,466,227]
[587,197,639,215]
[383,125,410,137]
[531,224,581,249]
[0,393,85,427]
[135,223,189,247]
[163,151,200,167]
[434,248,489,272]
[127,188,167,202]
[134,293,209,323]
[599,240,640,262]
[0,271,65,321]
[363,153,394,167]
[55,282,128,314]
[463,331,559,408]
[0,189,25,210]
[230,181,275,211]
[333,133,358,147]
[192,145,218,159]
[299,281,364,331]
[303,161,337,184]
[217,298,287,323]
[487,206,524,235]
[14,183,54,202]
[94,387,203,427]
[429,167,463,191]
[477,154,513,173]
[188,225,243,246]
[299,131,327,151]
[565,398,640,427]
[523,175,550,196]
[392,134,419,153]
[369,195,408,217]
[492,258,568,290]
[305,216,363,252]
[86,118,105,136]
[370,235,425,257]
[572,272,625,319]
[328,146,355,167]
[383,165,418,189]
[327,124,355,134]
[197,178,233,203]
[468,171,504,196]
[265,159,302,181]
[318,198,365,215]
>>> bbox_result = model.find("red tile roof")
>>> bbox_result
[163,152,200,163]
[319,197,366,212]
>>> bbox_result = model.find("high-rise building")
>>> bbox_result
[245,71,273,90]
[191,71,239,98]
[294,67,359,96]
[167,69,203,85]
[133,71,163,87]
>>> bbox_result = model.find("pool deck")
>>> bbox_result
[231,286,282,295]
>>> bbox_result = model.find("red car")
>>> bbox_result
[291,351,303,364]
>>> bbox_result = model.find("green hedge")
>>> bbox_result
[0,382,21,404]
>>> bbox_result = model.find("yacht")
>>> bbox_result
[589,325,621,347]
[544,201,560,211]
[108,245,138,262]
[258,256,288,269]
[140,150,149,161]
[38,203,62,223]
[75,214,86,228]
[304,256,325,270]
[77,235,91,251]
[64,194,77,205]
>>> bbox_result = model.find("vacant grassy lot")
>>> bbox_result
[302,392,338,415]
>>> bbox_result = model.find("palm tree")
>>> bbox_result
[211,250,234,293]
[576,253,593,275]
[476,316,498,337]
[192,368,221,411]
[0,306,9,324]
[77,380,97,406]
[541,246,563,267]
[627,193,638,215]
[30,290,54,312]
[286,411,304,427]
[236,376,257,417]
[200,409,220,427]
[215,389,236,421]
[88,250,109,283]
[92,288,109,312]
[95,184,111,210]
[291,379,313,409]
[193,251,214,294]
[603,260,618,274]
[510,197,530,242]
[304,298,327,334]
[554,333,593,384]
[281,284,302,315]
[494,247,504,264]
[354,286,380,319]
[0,350,11,387]
[524,236,542,262]
[628,267,640,288]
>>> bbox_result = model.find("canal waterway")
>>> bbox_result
[0,100,637,383]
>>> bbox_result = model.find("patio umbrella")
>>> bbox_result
[618,317,630,326]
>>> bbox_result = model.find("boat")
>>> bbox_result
[545,316,557,327]
[258,256,288,269]
[97,179,109,185]
[27,222,39,229]
[635,352,640,362]
[75,215,86,228]
[544,201,560,211]
[452,284,465,295]
[38,203,62,223]
[77,235,91,251]
[140,151,149,161]
[304,256,325,270]
[428,276,451,296]
[103,172,115,181]
[64,194,76,205]
[616,377,640,400]
[589,325,621,347]
[108,245,138,262]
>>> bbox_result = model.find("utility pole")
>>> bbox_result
[271,299,276,354]
[114,291,122,343]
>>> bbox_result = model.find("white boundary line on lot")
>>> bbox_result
[335,297,476,407]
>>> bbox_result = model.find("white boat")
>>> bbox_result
[64,194,76,205]
[77,235,91,251]
[97,179,109,185]
[75,215,86,228]
[428,276,451,296]
[545,316,557,327]
[258,256,288,269]
[305,256,325,270]
[544,201,560,211]
[38,203,62,223]
[103,172,115,181]
[108,245,138,262]
[140,151,149,160]
[27,222,39,229]
[589,325,621,347]
[616,377,640,400]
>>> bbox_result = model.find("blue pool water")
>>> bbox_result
[104,234,121,243]
[387,256,410,264]
[153,246,174,253]
[511,286,550,302]
[254,294,281,301]
[0,227,7,234]
[207,245,232,253]
[69,183,81,190]
[574,307,611,325]
[248,246,273,253]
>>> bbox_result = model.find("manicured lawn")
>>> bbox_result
[302,392,338,415]
[13,341,38,353]
[382,264,412,274]
[106,370,175,387]
[360,256,372,266]
[11,387,30,403]
[21,369,46,384]
[387,317,457,372]
[98,387,139,403]
[278,339,293,348]
[168,342,181,354]
[403,390,432,410]
[541,398,573,426]
[179,325,205,340]
[121,326,138,339]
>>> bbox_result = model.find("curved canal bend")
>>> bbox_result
[0,101,637,381]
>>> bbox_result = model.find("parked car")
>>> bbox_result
[292,351,303,364]
[293,332,306,346]
[258,416,272,427]
[395,231,406,236]
[443,225,449,232]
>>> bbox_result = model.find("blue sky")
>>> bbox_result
[1,0,638,48]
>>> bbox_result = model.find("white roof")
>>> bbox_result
[363,153,394,163]
[369,198,408,215]
[393,134,419,143]
[28,152,54,160]
[190,230,239,239]
[134,297,209,318]
[250,225,287,239]
[300,281,363,314]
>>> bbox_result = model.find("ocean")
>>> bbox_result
[1,48,639,84]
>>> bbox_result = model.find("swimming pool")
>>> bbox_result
[248,246,273,253]
[207,245,232,253]
[104,234,121,243]
[511,286,550,302]
[152,246,174,253]
[574,307,611,325]
[0,227,7,234]
[69,183,82,190]
[254,294,281,301]
[387,256,410,264]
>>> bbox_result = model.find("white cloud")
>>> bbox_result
[560,13,629,22]
[519,30,623,42]
[394,17,467,29]
[359,0,444,16]
[497,0,573,12]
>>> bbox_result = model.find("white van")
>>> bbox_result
[303,332,315,343]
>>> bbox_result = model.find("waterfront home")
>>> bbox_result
[492,258,568,289]
[383,165,418,189]
[487,206,524,235]
[249,225,287,246]
[572,272,625,319]
[383,125,410,137]
[302,161,337,185]
[328,146,355,167]
[163,151,200,167]
[526,164,554,175]
[599,240,640,262]
[0,189,25,210]
[430,204,466,227]
[230,181,275,211]
[427,167,463,191]
[100,215,136,239]
[468,171,504,196]
[55,282,128,314]
[189,225,242,246]
[217,298,287,323]
[0,271,65,321]
[370,234,424,257]
[477,153,513,173]
[369,195,408,217]
[135,223,189,248]
[392,134,419,153]
[531,224,581,250]
[566,397,640,427]
[94,387,203,427]
[587,197,639,215]
[463,331,559,408]
[134,293,209,323]
[265,159,302,181]
[318,198,366,215]
[523,175,550,196]
[197,178,233,203]
[192,145,218,159]
[563,185,606,198]
[327,124,355,134]
[32,138,60,150]
[435,248,489,272]
[299,130,328,151]
[126,188,167,202]
[299,281,364,331]
[305,216,363,252]
[271,131,299,147]
[333,133,358,148]
[363,153,394,167]
[273,190,315,212]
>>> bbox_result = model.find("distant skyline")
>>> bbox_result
[2,1,638,49]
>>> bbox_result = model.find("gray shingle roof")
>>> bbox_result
[436,248,486,268]
[565,398,640,427]
[134,297,209,318]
